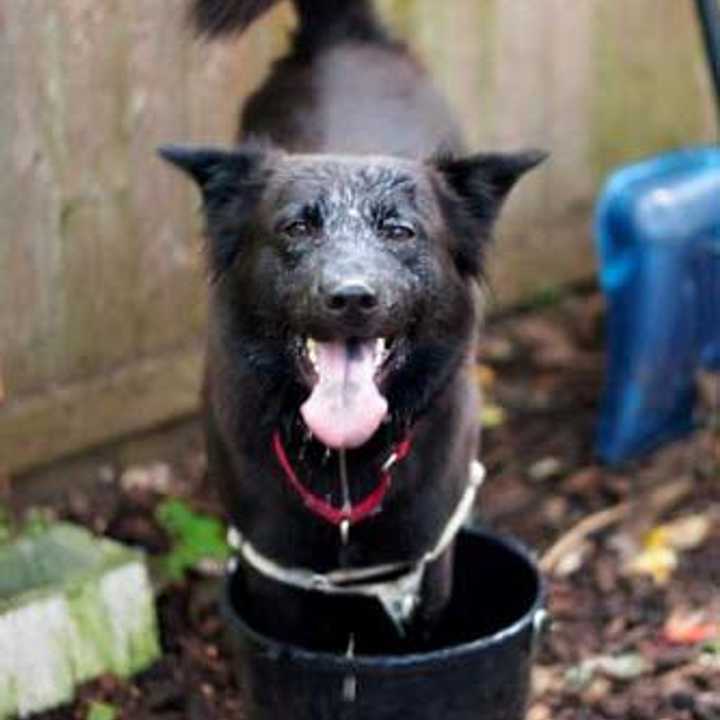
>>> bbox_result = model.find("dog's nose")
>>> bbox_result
[324,281,379,315]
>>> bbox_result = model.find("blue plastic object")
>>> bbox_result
[596,146,720,464]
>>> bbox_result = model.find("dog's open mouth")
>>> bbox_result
[296,337,397,450]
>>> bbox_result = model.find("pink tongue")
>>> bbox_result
[300,340,388,449]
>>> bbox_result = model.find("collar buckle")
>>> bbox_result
[381,451,399,472]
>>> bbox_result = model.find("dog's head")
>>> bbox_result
[160,143,545,449]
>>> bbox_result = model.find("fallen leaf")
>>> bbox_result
[595,653,653,680]
[532,665,563,696]
[477,335,515,363]
[480,403,506,429]
[582,676,612,704]
[664,611,719,645]
[643,525,670,550]
[566,653,653,690]
[120,462,173,494]
[473,364,496,390]
[564,662,595,692]
[626,513,710,585]
[529,456,564,482]
[527,704,551,720]
[627,545,678,585]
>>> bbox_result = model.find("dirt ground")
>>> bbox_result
[13,290,720,720]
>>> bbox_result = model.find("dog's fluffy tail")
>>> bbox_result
[191,0,387,50]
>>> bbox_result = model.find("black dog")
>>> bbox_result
[161,0,544,652]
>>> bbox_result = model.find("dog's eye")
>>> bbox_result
[380,224,415,242]
[283,220,312,238]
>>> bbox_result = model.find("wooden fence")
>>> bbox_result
[0,0,715,473]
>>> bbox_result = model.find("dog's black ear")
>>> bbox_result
[158,143,272,276]
[158,145,236,186]
[432,149,547,275]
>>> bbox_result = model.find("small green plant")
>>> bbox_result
[86,701,118,720]
[703,637,720,655]
[0,506,55,545]
[0,503,12,542]
[154,498,230,582]
[22,507,54,537]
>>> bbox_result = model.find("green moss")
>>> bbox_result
[123,599,161,676]
[65,578,115,682]
[0,524,127,607]
[98,563,160,676]
[0,679,18,720]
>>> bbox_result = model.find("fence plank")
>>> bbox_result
[0,345,203,474]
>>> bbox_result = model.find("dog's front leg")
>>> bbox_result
[415,545,455,635]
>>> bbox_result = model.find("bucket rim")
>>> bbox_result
[223,526,546,673]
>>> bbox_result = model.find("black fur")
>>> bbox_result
[162,0,545,652]
[432,150,547,276]
[192,0,388,57]
[158,143,272,276]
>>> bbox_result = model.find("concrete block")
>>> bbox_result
[0,524,160,718]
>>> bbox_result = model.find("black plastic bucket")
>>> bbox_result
[224,527,546,720]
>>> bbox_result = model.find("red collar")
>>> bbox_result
[272,430,412,526]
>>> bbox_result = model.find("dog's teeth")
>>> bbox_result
[306,338,317,366]
[374,338,386,367]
